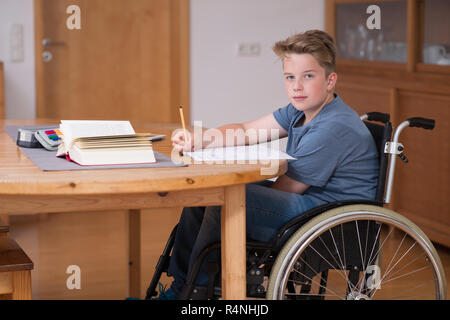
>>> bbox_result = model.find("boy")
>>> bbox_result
[162,30,379,299]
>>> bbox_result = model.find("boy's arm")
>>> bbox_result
[214,113,288,147]
[271,174,310,194]
[173,113,288,151]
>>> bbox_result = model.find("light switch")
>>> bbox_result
[10,24,24,63]
[237,42,261,57]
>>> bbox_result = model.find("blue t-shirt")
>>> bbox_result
[273,95,379,204]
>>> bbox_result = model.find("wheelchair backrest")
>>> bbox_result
[363,121,392,203]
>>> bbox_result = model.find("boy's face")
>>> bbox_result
[283,53,337,115]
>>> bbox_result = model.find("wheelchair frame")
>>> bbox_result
[146,112,446,300]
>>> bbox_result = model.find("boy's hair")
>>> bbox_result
[273,30,336,77]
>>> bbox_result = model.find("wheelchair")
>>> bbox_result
[146,112,447,300]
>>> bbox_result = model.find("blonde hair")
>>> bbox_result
[273,30,337,76]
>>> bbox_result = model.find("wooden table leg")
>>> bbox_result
[12,270,32,300]
[128,209,141,298]
[221,184,246,300]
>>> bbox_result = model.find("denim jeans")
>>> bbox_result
[167,180,319,297]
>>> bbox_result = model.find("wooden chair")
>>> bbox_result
[0,64,33,299]
[0,216,8,237]
[0,217,33,299]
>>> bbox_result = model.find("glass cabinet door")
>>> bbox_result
[336,1,407,63]
[422,0,450,65]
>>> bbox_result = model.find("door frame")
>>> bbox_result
[34,0,190,123]
[0,62,4,119]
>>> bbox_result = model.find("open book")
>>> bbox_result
[56,120,159,166]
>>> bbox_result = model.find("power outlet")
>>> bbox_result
[237,42,261,56]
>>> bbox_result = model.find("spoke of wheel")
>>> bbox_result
[337,223,361,293]
[318,235,342,269]
[369,240,421,299]
[326,228,362,293]
[365,222,383,267]
[363,220,370,268]
[370,265,432,299]
[381,240,417,284]
[369,224,395,269]
[383,264,431,285]
[308,243,358,292]
[318,233,349,282]
[385,252,426,281]
[340,224,347,269]
[353,220,368,294]
[291,263,345,300]
[360,224,396,296]
[297,256,348,299]
[358,222,383,292]
[381,231,407,281]
[349,221,377,295]
[355,221,365,271]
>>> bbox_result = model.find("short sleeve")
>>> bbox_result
[286,127,343,187]
[273,104,295,132]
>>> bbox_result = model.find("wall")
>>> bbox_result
[0,0,324,121]
[190,0,325,128]
[0,0,36,119]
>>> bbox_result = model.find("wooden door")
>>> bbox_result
[34,0,189,123]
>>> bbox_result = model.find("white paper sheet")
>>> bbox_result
[185,144,295,162]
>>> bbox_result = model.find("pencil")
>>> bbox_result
[179,106,188,153]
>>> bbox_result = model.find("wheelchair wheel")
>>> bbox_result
[266,204,447,300]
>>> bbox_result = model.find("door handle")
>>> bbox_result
[42,38,66,48]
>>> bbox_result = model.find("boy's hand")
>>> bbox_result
[171,128,195,153]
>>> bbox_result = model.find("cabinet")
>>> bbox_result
[326,0,450,246]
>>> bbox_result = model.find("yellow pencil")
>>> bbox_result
[179,106,188,152]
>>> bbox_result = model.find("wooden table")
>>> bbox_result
[0,119,287,299]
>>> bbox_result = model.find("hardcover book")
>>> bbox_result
[56,120,158,166]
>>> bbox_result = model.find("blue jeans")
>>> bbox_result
[167,181,319,297]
